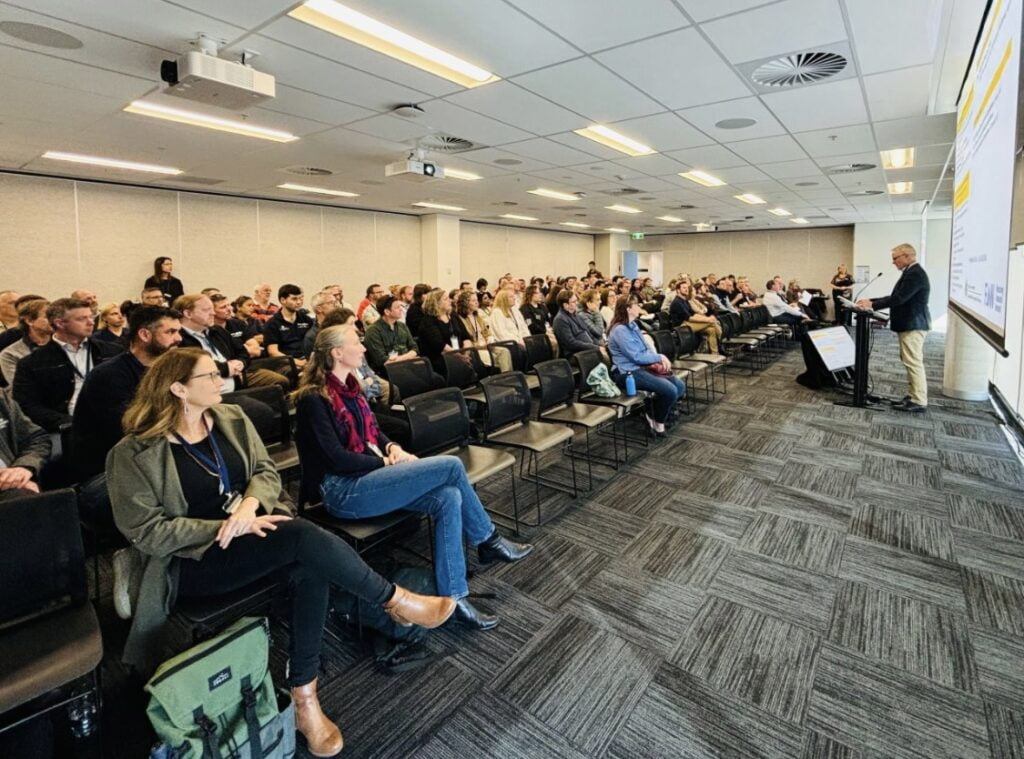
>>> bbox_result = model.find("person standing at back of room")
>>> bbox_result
[857,242,930,412]
[144,256,184,306]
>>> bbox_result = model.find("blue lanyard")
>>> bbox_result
[173,417,231,495]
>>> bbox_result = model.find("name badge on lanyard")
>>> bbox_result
[174,417,240,510]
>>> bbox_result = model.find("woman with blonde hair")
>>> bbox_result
[418,287,458,374]
[454,290,511,372]
[94,302,127,344]
[108,347,455,756]
[487,288,531,345]
[830,263,854,324]
[294,326,532,632]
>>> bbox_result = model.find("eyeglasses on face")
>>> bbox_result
[189,370,221,382]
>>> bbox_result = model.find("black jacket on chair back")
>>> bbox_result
[871,263,930,333]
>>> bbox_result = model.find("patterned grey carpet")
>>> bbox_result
[78,329,1024,758]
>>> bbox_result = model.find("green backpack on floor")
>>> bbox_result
[146,617,295,759]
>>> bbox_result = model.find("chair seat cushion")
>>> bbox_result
[672,360,708,373]
[540,403,616,428]
[448,445,515,483]
[302,505,419,542]
[724,337,759,346]
[269,442,300,472]
[177,574,281,626]
[687,353,727,364]
[0,603,102,714]
[489,421,573,451]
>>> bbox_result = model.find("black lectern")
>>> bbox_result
[836,299,889,408]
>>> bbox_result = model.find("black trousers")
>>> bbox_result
[177,518,393,686]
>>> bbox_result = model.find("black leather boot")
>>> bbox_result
[453,598,499,630]
[477,530,533,564]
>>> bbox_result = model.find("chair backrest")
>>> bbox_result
[228,384,290,444]
[0,488,86,626]
[442,351,479,390]
[719,313,739,338]
[479,372,531,433]
[489,340,526,372]
[523,334,554,368]
[534,359,576,412]
[403,387,471,455]
[754,305,770,326]
[384,357,443,404]
[572,348,607,393]
[740,308,757,332]
[651,330,678,360]
[675,325,698,355]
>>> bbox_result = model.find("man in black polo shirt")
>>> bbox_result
[263,284,313,369]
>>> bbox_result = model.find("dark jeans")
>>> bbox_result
[177,518,393,686]
[617,368,685,423]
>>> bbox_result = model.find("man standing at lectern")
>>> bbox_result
[857,243,930,412]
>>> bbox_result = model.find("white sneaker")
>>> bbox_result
[112,548,138,620]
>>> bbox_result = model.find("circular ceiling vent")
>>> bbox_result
[283,166,333,176]
[0,21,83,49]
[794,181,819,187]
[826,163,876,174]
[845,189,885,196]
[751,51,847,88]
[420,134,475,153]
[715,117,757,130]
[493,158,522,166]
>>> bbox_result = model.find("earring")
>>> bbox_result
[182,399,190,418]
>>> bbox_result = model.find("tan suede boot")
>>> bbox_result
[383,585,456,628]
[291,678,343,757]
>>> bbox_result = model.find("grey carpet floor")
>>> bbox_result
[82,329,1024,758]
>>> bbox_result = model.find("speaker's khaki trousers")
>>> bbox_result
[897,329,928,405]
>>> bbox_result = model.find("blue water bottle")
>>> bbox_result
[625,371,636,397]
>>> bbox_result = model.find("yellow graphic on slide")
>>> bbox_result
[977,0,1004,63]
[958,86,974,132]
[955,173,971,211]
[974,38,1014,127]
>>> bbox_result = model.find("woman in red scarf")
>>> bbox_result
[294,325,532,629]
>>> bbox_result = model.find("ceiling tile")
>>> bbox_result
[676,96,786,141]
[873,114,956,149]
[665,144,748,170]
[259,85,375,126]
[864,65,933,122]
[674,0,782,23]
[794,124,877,158]
[344,114,434,143]
[0,41,154,103]
[726,134,807,163]
[513,58,663,122]
[504,0,689,52]
[167,0,293,29]
[759,159,823,178]
[501,138,597,166]
[761,78,868,131]
[411,101,532,147]
[457,147,554,173]
[700,0,847,63]
[612,154,687,177]
[595,27,751,109]
[713,165,769,183]
[444,82,584,135]
[914,143,954,167]
[845,0,943,75]
[607,112,713,152]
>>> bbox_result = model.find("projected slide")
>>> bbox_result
[950,0,1021,348]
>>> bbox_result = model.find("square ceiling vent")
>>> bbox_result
[735,41,857,94]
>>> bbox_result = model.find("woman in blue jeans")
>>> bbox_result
[607,295,685,437]
[294,325,532,629]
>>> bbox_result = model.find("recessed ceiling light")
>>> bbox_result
[41,150,182,175]
[501,213,538,221]
[528,188,579,201]
[289,0,498,88]
[767,207,791,216]
[413,201,465,211]
[574,125,656,157]
[278,182,359,197]
[790,217,810,224]
[605,204,642,214]
[734,193,766,204]
[657,215,684,222]
[714,117,757,129]
[679,170,726,187]
[560,222,590,228]
[444,168,482,181]
[605,227,629,233]
[124,100,298,142]
[880,147,914,169]
[693,222,712,230]
[887,181,913,194]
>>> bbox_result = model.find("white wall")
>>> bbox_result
[459,222,594,284]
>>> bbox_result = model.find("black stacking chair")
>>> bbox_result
[233,384,298,475]
[571,348,648,458]
[488,340,527,372]
[720,313,764,372]
[443,350,480,390]
[177,575,285,643]
[384,357,444,407]
[478,371,575,526]
[534,359,618,488]
[523,333,554,368]
[0,489,103,742]
[404,388,521,533]
[651,330,699,411]
[675,325,727,398]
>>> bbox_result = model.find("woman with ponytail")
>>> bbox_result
[293,325,533,630]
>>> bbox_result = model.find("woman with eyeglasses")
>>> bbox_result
[107,348,456,756]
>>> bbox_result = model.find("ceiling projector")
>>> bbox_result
[385,159,446,182]
[160,51,275,110]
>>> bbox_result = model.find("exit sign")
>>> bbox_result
[631,232,645,240]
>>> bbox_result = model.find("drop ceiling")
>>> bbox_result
[0,0,981,234]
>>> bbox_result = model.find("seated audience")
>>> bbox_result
[714,279,741,314]
[764,279,809,332]
[0,297,51,385]
[417,288,458,374]
[294,325,532,632]
[405,283,431,336]
[577,289,607,345]
[94,302,127,345]
[0,289,19,332]
[141,286,167,307]
[144,256,184,305]
[600,289,618,328]
[395,284,413,322]
[669,280,722,353]
[13,297,121,433]
[608,296,684,436]
[251,282,279,323]
[454,290,510,372]
[363,294,418,374]
[0,388,50,499]
[519,284,551,337]
[227,296,264,356]
[552,289,601,358]
[475,278,491,304]
[263,284,314,368]
[72,288,100,323]
[478,291,494,318]
[488,289,531,354]
[301,289,340,356]
[107,348,456,755]
[322,284,356,312]
[356,283,384,328]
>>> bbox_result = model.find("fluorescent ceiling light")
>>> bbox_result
[767,207,791,216]
[790,217,810,224]
[692,222,712,230]
[887,181,913,194]
[605,204,641,214]
[41,150,182,175]
[734,193,766,205]
[679,170,726,187]
[528,188,579,201]
[604,227,629,233]
[289,0,498,88]
[124,100,298,142]
[278,183,359,197]
[560,222,590,228]
[574,125,655,157]
[880,147,914,169]
[501,213,538,221]
[413,201,465,211]
[657,215,684,223]
[444,168,482,181]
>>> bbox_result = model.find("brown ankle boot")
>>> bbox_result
[291,678,343,757]
[383,585,456,628]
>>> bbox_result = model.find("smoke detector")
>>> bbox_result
[391,103,425,119]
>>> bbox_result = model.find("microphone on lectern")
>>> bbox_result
[852,272,885,303]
